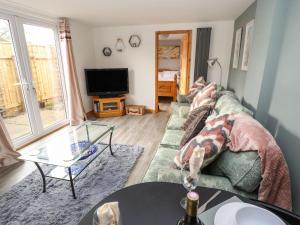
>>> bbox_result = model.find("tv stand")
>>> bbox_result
[93,96,125,118]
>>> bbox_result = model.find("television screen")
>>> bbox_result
[85,68,129,96]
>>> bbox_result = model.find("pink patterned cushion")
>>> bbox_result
[186,77,206,102]
[190,82,217,112]
[174,114,234,169]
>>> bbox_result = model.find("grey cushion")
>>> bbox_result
[157,168,258,199]
[210,150,262,193]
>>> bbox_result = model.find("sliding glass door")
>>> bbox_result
[0,13,68,147]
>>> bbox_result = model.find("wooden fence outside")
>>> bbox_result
[0,42,63,117]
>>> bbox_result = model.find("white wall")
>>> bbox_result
[92,21,234,109]
[70,20,96,112]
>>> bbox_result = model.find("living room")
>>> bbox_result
[0,0,300,224]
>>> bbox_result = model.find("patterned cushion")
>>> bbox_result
[183,104,211,130]
[190,82,217,112]
[207,95,253,121]
[186,76,206,102]
[212,150,262,193]
[174,114,234,169]
[160,129,185,149]
[180,108,210,148]
[178,106,190,119]
[166,115,186,130]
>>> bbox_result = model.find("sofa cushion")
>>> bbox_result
[157,169,257,199]
[174,114,234,169]
[212,150,262,193]
[186,76,206,102]
[183,105,211,130]
[178,106,190,119]
[166,115,186,130]
[180,109,210,148]
[190,83,217,112]
[208,95,253,121]
[160,129,185,149]
[183,83,217,129]
[177,94,189,104]
[171,102,190,116]
[142,147,178,182]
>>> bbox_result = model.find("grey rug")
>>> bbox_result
[0,144,143,225]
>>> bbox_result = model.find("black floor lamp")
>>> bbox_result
[207,58,223,86]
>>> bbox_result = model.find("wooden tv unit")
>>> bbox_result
[93,96,126,118]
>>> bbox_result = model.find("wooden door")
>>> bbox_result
[179,32,192,95]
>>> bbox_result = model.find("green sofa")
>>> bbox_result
[142,92,261,200]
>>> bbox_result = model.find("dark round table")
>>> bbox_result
[78,182,299,225]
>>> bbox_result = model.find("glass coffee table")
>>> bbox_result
[19,121,115,199]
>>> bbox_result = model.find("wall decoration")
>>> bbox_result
[115,38,125,52]
[241,20,255,71]
[158,46,180,59]
[232,28,242,69]
[102,47,112,56]
[129,35,141,47]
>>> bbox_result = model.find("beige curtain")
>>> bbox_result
[0,117,20,168]
[59,17,87,126]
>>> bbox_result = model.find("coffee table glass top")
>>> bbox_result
[19,121,114,167]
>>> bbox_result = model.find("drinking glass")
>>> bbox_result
[180,162,198,208]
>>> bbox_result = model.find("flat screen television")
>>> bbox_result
[85,68,129,97]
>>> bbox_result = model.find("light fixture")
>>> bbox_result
[129,35,141,48]
[115,38,125,52]
[207,57,223,85]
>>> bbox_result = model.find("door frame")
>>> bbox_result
[154,30,192,113]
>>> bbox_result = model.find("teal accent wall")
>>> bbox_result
[229,0,300,213]
[263,0,300,213]
[228,2,256,100]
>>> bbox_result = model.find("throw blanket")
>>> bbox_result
[228,112,292,210]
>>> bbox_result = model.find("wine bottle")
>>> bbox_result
[177,192,203,225]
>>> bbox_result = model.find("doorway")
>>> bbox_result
[155,30,192,112]
[0,13,68,147]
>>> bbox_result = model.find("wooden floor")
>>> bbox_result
[0,111,170,193]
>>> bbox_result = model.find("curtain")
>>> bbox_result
[194,27,212,81]
[0,117,20,168]
[59,17,86,126]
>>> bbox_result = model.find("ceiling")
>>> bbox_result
[1,0,255,27]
